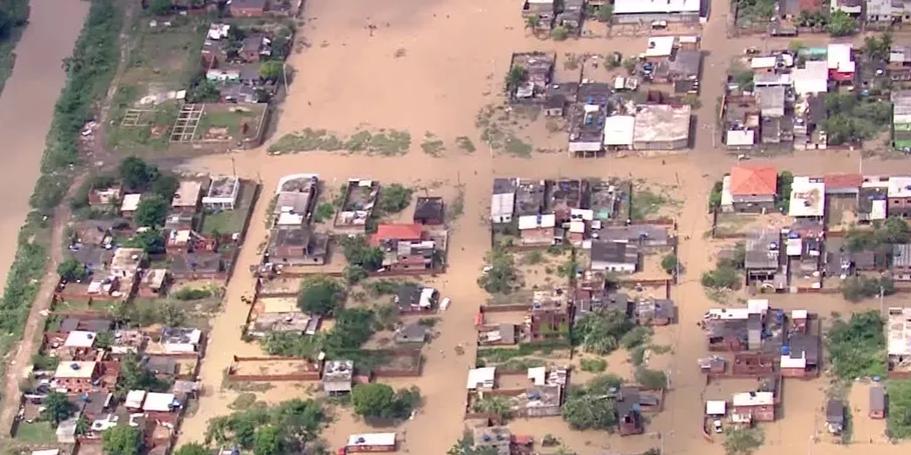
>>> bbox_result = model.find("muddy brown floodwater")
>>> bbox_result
[0,0,89,290]
[175,0,911,453]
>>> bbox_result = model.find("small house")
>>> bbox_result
[395,323,428,344]
[322,360,354,395]
[887,176,911,219]
[826,400,845,434]
[53,361,99,394]
[120,193,142,218]
[732,391,775,423]
[518,214,557,246]
[346,432,396,453]
[413,197,444,225]
[590,241,639,273]
[202,176,241,211]
[88,184,122,207]
[466,367,496,390]
[727,165,777,213]
[171,180,205,213]
[893,243,911,281]
[870,386,886,419]
[616,386,644,436]
[229,0,267,17]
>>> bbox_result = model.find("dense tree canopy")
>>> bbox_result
[41,391,75,426]
[297,276,344,316]
[826,311,886,379]
[103,425,144,455]
[134,194,168,227]
[573,310,632,355]
[562,374,623,430]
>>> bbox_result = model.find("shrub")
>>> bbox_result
[551,26,569,41]
[173,287,212,301]
[579,357,607,373]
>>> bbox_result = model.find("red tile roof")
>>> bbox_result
[730,165,778,196]
[823,173,862,190]
[370,223,423,245]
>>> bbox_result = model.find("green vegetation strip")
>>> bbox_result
[0,0,121,377]
[268,127,411,155]
[0,0,29,95]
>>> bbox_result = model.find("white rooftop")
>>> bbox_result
[888,176,911,198]
[643,36,675,58]
[750,56,777,69]
[490,193,515,221]
[827,43,855,73]
[747,299,769,314]
[603,115,635,146]
[142,392,177,412]
[780,351,807,369]
[528,366,546,386]
[788,177,825,217]
[518,214,556,230]
[121,193,142,212]
[706,400,726,415]
[125,390,146,409]
[732,391,774,407]
[347,433,396,447]
[888,307,911,356]
[64,330,97,348]
[792,61,828,95]
[467,367,496,390]
[792,309,808,319]
[55,361,96,379]
[613,0,701,14]
[726,129,755,146]
[419,287,435,309]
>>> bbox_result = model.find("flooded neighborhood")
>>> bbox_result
[10,0,911,454]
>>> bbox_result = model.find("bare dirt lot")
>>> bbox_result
[170,0,911,453]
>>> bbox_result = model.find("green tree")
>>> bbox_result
[125,229,165,254]
[259,61,284,82]
[551,26,569,41]
[561,375,623,430]
[841,276,894,302]
[887,380,911,439]
[297,277,343,316]
[117,352,170,395]
[701,265,739,289]
[174,443,209,455]
[525,16,538,30]
[339,235,383,270]
[505,66,528,92]
[634,367,668,390]
[134,194,168,227]
[864,32,893,61]
[472,395,512,421]
[151,173,180,201]
[827,10,857,36]
[723,427,764,455]
[826,311,886,379]
[41,391,75,426]
[344,265,368,284]
[378,184,413,213]
[57,257,88,281]
[148,0,172,16]
[596,5,613,22]
[477,247,518,294]
[254,425,284,455]
[94,330,114,349]
[119,156,159,190]
[661,253,678,274]
[352,383,397,418]
[187,79,221,103]
[103,425,144,455]
[448,435,499,455]
[573,310,633,355]
[619,326,652,349]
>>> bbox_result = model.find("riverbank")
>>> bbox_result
[0,0,29,95]
[0,0,121,436]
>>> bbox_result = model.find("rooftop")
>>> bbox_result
[55,361,97,379]
[347,433,396,448]
[730,165,777,196]
[603,115,635,146]
[888,307,911,357]
[633,104,691,144]
[613,0,702,14]
[64,330,97,348]
[888,176,911,198]
[732,391,774,407]
[788,177,825,217]
[172,180,204,208]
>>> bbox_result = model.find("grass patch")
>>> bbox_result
[14,421,56,444]
[421,131,445,157]
[580,357,607,372]
[477,340,570,364]
[202,209,246,235]
[503,134,532,157]
[455,136,476,153]
[630,188,669,221]
[269,128,411,155]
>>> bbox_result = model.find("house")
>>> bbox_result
[160,327,202,354]
[826,400,845,434]
[866,0,898,25]
[827,43,856,84]
[632,104,691,150]
[63,330,97,358]
[478,323,518,346]
[71,246,114,275]
[166,230,217,254]
[139,269,169,297]
[322,360,353,395]
[522,0,555,29]
[346,433,397,453]
[491,178,517,224]
[611,0,704,24]
[548,180,583,222]
[466,367,496,390]
[372,224,437,272]
[870,386,886,419]
[110,247,144,278]
[544,93,566,117]
[732,391,775,423]
[165,212,196,232]
[615,387,645,435]
[171,180,205,213]
[518,214,557,246]
[143,392,180,413]
[88,184,122,207]
[251,297,312,335]
[792,61,829,95]
[266,227,329,266]
[780,333,819,377]
[603,115,635,151]
[635,298,676,326]
[336,179,379,231]
[888,176,911,218]
[600,225,670,247]
[394,284,436,313]
[893,243,911,281]
[895,92,911,151]
[556,0,584,29]
[887,307,911,376]
[756,86,786,118]
[859,179,889,222]
[588,179,629,222]
[274,174,318,220]
[53,361,99,393]
[831,0,863,15]
[660,49,702,83]
[527,289,571,340]
[395,323,428,344]
[170,251,225,280]
[229,0,267,17]
[888,46,911,81]
[121,193,142,218]
[202,176,240,211]
[413,197,444,225]
[471,426,511,455]
[728,165,777,213]
[590,241,639,273]
[788,177,825,219]
[510,53,554,101]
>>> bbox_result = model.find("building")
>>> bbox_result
[514,179,547,216]
[336,179,379,231]
[372,224,437,272]
[826,400,845,434]
[110,247,144,278]
[395,323,428,344]
[859,179,889,222]
[518,214,557,246]
[239,34,271,63]
[895,244,911,281]
[632,104,691,150]
[53,361,99,393]
[827,43,856,84]
[160,327,202,354]
[635,298,676,326]
[887,307,911,376]
[171,180,204,213]
[394,285,436,313]
[780,332,819,377]
[413,197,444,225]
[522,0,555,29]
[274,174,319,221]
[727,165,777,213]
[510,52,555,101]
[745,230,782,285]
[870,386,886,419]
[229,0,267,17]
[732,391,775,423]
[346,433,397,453]
[756,86,786,118]
[793,60,829,96]
[467,367,497,390]
[894,92,911,151]
[611,0,704,24]
[615,387,645,435]
[121,193,142,218]
[831,0,863,15]
[202,176,240,211]
[266,227,328,266]
[603,115,635,151]
[472,426,511,455]
[889,176,911,218]
[491,178,517,224]
[322,360,354,395]
[590,241,639,273]
[88,183,122,207]
[600,225,670,248]
[788,177,825,219]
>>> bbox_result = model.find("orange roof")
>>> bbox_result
[370,223,423,245]
[823,173,862,190]
[730,165,777,196]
